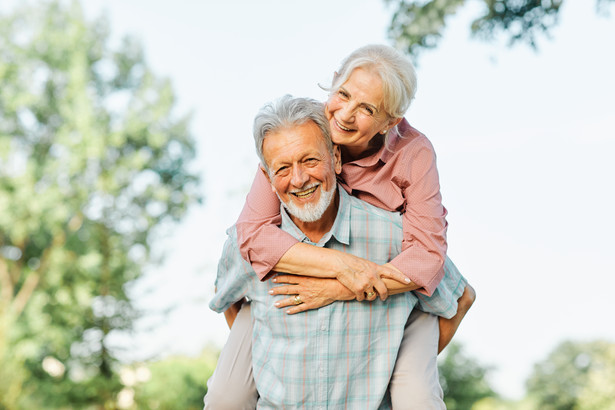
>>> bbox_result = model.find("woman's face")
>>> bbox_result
[326,67,394,158]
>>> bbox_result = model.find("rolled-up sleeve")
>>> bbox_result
[388,138,447,296]
[235,167,299,279]
[210,227,254,313]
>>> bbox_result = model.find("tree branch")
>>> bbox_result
[0,258,14,309]
[11,272,39,318]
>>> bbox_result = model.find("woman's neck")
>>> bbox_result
[341,134,383,163]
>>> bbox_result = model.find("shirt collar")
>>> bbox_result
[343,117,409,167]
[279,185,351,247]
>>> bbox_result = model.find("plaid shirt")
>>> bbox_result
[211,188,417,409]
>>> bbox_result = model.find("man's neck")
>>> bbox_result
[291,192,339,243]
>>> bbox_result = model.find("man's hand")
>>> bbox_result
[334,252,411,301]
[223,299,244,328]
[269,275,354,314]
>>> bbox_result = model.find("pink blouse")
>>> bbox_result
[235,118,447,296]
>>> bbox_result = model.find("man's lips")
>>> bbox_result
[291,185,318,198]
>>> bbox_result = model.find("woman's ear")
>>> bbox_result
[388,117,403,130]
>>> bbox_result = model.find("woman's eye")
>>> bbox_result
[338,90,349,99]
[361,105,375,116]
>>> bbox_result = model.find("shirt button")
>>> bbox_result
[320,324,327,331]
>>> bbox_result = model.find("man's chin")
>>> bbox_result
[281,186,336,224]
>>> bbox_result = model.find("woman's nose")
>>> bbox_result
[338,102,355,122]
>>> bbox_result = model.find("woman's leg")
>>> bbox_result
[203,303,258,410]
[437,284,476,353]
[389,310,445,409]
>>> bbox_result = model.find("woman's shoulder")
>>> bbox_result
[389,118,435,156]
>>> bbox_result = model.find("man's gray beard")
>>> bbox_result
[278,183,336,223]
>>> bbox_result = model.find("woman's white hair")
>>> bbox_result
[323,44,417,142]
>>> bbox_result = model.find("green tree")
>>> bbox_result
[577,343,615,410]
[0,0,200,407]
[525,340,615,410]
[385,0,615,57]
[132,347,219,410]
[438,342,496,409]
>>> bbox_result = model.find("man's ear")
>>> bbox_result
[260,165,276,193]
[333,145,342,174]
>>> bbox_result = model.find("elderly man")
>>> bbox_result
[205,96,444,409]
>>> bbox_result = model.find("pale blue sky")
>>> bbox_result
[25,0,615,399]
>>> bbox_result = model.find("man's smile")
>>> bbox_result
[291,185,318,199]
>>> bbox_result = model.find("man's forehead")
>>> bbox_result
[264,122,328,159]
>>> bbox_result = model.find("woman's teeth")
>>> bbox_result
[293,186,318,198]
[336,120,352,132]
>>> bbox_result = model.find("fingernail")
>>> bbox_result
[268,290,274,294]
[274,302,280,307]
[272,278,277,282]
[405,277,410,283]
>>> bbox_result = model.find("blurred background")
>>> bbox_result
[1,0,614,408]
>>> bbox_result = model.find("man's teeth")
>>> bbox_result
[293,186,318,198]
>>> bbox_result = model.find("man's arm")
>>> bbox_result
[210,228,253,317]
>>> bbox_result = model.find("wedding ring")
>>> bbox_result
[293,295,302,305]
[366,291,375,298]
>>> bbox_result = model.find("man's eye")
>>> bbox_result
[275,166,289,175]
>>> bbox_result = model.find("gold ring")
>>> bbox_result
[366,291,375,298]
[293,295,302,305]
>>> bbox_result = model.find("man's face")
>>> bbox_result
[263,121,341,223]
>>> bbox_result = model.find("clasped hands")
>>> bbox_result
[269,254,411,315]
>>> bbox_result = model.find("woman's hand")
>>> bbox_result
[269,275,354,314]
[333,251,411,302]
[274,244,411,302]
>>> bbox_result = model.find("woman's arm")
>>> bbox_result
[236,167,411,300]
[388,130,448,296]
[236,167,298,279]
[276,243,410,301]
[270,263,419,314]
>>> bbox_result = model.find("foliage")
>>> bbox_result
[132,347,219,410]
[438,342,496,409]
[577,343,615,409]
[472,396,537,410]
[0,0,200,407]
[385,0,615,57]
[525,340,615,410]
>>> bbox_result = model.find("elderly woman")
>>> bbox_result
[205,45,475,409]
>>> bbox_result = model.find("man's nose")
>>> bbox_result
[290,165,309,188]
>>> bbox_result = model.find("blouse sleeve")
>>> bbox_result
[235,166,299,280]
[388,137,448,296]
